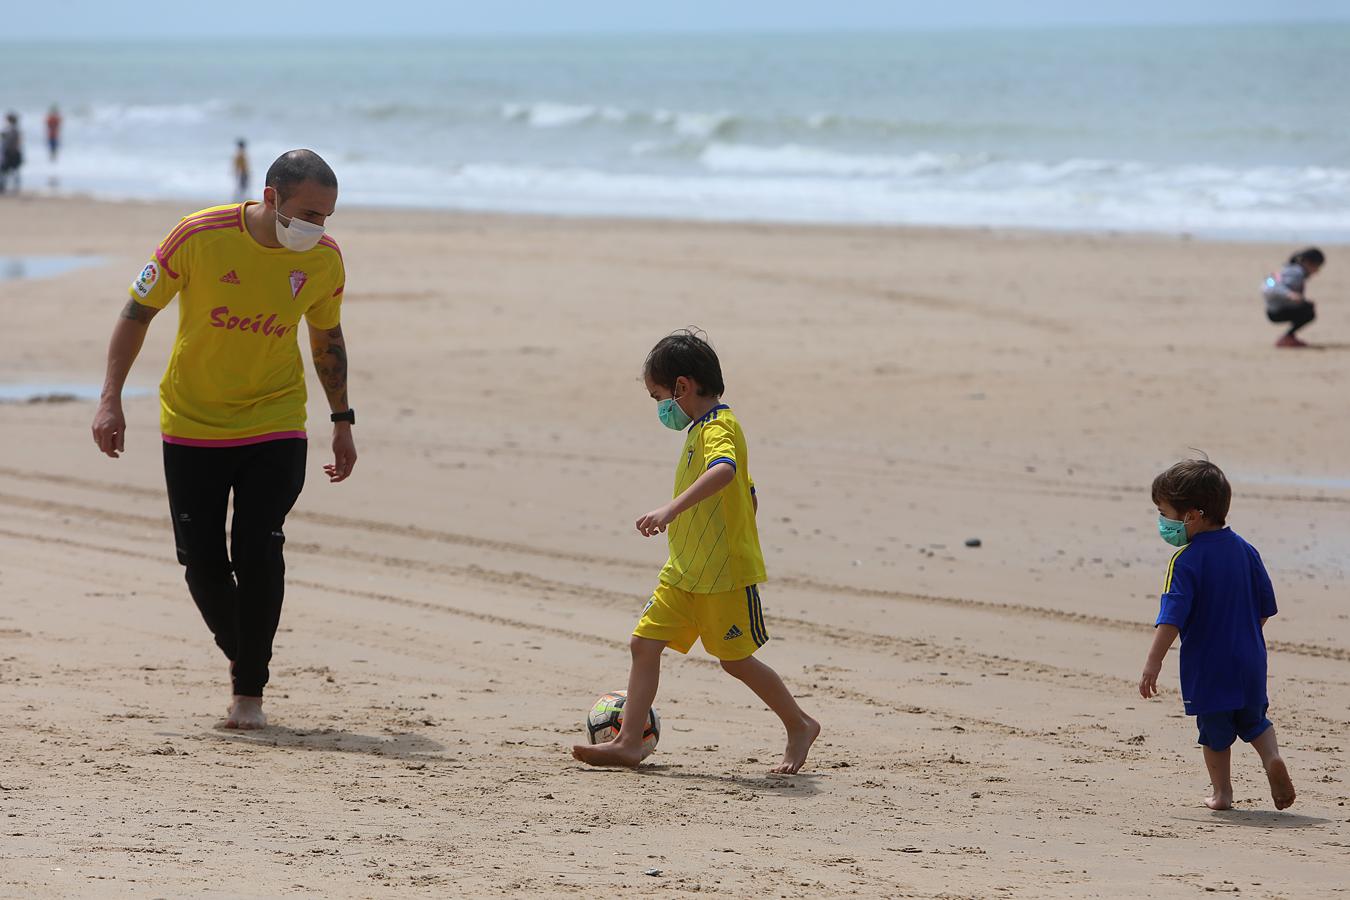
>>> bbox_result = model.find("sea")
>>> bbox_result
[2,24,1348,239]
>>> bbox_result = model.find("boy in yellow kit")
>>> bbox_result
[573,330,819,773]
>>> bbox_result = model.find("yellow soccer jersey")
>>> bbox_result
[129,203,345,445]
[658,404,766,594]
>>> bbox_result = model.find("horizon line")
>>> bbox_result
[3,17,1348,42]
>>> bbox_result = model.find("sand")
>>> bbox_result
[1,196,1348,898]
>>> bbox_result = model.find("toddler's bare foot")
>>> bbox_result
[1205,790,1233,811]
[225,696,266,730]
[772,715,821,774]
[1265,757,1296,810]
[571,739,646,768]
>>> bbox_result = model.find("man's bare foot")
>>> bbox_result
[772,715,821,774]
[1265,757,1296,810]
[572,739,646,768]
[1205,790,1233,811]
[225,695,266,730]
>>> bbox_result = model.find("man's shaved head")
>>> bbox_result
[265,149,337,201]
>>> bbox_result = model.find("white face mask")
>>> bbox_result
[273,205,325,252]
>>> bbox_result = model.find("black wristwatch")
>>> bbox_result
[331,409,356,425]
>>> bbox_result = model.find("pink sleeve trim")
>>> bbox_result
[157,217,239,273]
[154,249,179,279]
[318,235,343,260]
[158,207,238,250]
[162,430,307,448]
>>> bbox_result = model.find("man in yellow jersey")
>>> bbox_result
[573,330,819,774]
[91,149,356,730]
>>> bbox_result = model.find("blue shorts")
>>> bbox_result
[1195,704,1271,751]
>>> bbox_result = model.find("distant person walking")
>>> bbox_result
[91,149,356,730]
[1263,247,1324,348]
[46,105,62,161]
[233,139,250,202]
[0,112,22,194]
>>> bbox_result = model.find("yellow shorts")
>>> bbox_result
[633,582,769,660]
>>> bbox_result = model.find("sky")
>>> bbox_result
[8,0,1348,39]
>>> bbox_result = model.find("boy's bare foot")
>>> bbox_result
[225,696,266,730]
[772,715,821,774]
[572,738,646,768]
[1205,790,1233,811]
[1265,757,1296,809]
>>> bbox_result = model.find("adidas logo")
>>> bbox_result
[219,270,241,284]
[723,625,743,640]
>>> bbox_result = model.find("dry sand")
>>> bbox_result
[1,196,1348,897]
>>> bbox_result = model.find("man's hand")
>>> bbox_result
[324,424,357,482]
[1139,658,1162,699]
[636,504,676,537]
[91,400,127,458]
[92,298,158,459]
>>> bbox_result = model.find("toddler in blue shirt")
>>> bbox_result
[1139,459,1296,811]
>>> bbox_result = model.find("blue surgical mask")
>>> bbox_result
[657,393,692,431]
[1158,514,1189,547]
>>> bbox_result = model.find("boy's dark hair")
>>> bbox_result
[1151,459,1231,526]
[643,329,725,396]
[265,149,337,201]
[1289,247,1325,267]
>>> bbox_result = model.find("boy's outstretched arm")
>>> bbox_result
[1139,624,1180,699]
[636,462,735,536]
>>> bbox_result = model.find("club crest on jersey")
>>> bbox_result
[288,269,308,299]
[132,261,159,298]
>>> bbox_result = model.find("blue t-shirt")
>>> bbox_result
[1155,528,1277,716]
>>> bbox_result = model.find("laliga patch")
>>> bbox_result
[288,269,308,299]
[132,261,159,298]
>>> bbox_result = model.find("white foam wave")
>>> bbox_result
[337,157,1350,239]
[652,109,736,139]
[83,100,232,126]
[701,143,965,178]
[499,101,737,139]
[500,102,629,129]
[23,139,1350,241]
[494,102,1040,144]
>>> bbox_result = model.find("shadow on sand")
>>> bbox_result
[211,725,445,760]
[575,761,823,796]
[1181,809,1332,829]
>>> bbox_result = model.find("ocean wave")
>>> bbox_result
[378,159,1350,238]
[701,143,972,178]
[493,101,1070,146]
[23,138,1350,240]
[697,143,1350,203]
[498,101,739,139]
[81,100,235,126]
[501,101,629,129]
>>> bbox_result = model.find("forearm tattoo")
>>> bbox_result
[120,298,157,323]
[311,325,349,411]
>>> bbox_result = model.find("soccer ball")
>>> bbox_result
[585,690,660,759]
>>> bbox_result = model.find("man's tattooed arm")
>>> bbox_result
[309,323,350,411]
[120,298,159,324]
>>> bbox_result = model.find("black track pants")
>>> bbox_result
[163,438,307,697]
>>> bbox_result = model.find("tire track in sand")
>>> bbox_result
[0,508,1133,693]
[1,487,1344,665]
[11,523,1346,750]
